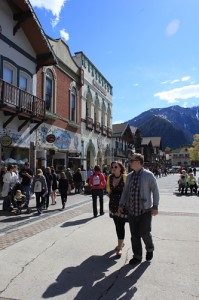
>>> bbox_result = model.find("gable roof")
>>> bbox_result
[112,123,128,137]
[146,137,162,148]
[141,137,152,146]
[7,0,57,68]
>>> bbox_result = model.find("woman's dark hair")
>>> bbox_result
[7,165,14,171]
[94,165,101,172]
[111,161,125,174]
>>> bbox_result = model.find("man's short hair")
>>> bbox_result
[130,153,144,165]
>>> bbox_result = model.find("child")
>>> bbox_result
[14,190,26,202]
[14,190,26,213]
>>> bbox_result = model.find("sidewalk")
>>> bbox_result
[0,174,199,300]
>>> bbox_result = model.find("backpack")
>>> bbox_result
[93,175,100,186]
[34,180,42,193]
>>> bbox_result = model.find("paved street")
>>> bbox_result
[0,173,199,300]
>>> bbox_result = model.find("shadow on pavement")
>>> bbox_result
[42,251,150,299]
[60,217,93,227]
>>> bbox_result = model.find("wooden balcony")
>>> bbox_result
[0,78,45,120]
[94,121,101,133]
[86,116,93,130]
[107,127,112,138]
[101,125,107,136]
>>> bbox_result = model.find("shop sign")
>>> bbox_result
[46,134,56,143]
[68,152,81,158]
[0,135,12,147]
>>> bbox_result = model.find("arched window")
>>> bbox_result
[101,100,106,126]
[45,69,54,112]
[107,103,111,128]
[86,87,92,117]
[70,86,77,122]
[3,61,17,85]
[94,93,100,123]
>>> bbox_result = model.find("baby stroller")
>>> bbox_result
[11,182,32,214]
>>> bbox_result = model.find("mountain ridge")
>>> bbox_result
[127,105,199,149]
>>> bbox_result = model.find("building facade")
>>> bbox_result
[36,38,82,171]
[73,52,113,170]
[0,0,56,172]
[170,147,191,167]
[112,123,142,167]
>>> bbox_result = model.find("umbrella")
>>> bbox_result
[17,160,25,165]
[4,158,17,164]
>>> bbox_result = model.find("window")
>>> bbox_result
[3,62,16,85]
[19,71,31,92]
[86,88,92,117]
[107,104,111,127]
[70,87,76,122]
[45,69,54,112]
[101,100,106,126]
[94,93,99,122]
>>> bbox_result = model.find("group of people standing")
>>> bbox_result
[0,163,69,214]
[178,168,198,195]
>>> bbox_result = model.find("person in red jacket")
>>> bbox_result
[89,165,106,217]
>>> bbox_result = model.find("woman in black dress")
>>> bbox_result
[106,161,127,256]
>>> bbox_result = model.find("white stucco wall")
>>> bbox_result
[0,1,36,75]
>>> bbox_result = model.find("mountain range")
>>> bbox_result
[127,105,199,149]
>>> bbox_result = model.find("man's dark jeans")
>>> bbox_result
[128,211,154,260]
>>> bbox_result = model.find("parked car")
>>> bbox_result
[168,166,181,174]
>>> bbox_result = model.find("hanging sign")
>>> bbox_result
[0,135,12,147]
[46,134,56,143]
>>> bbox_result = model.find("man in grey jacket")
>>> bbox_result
[119,153,159,265]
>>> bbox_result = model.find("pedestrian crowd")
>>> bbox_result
[1,152,161,266]
[1,155,199,268]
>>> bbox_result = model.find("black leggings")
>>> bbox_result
[113,217,126,240]
[60,190,67,205]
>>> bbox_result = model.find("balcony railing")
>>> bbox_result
[86,116,93,130]
[101,125,107,136]
[94,121,101,133]
[0,78,45,118]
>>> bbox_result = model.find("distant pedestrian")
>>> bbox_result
[65,168,73,194]
[31,169,48,215]
[2,165,18,211]
[19,162,33,208]
[43,167,53,210]
[0,166,7,194]
[50,167,58,205]
[89,165,106,217]
[119,153,159,265]
[73,168,83,194]
[58,172,68,209]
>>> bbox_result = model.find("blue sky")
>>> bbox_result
[30,0,199,123]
